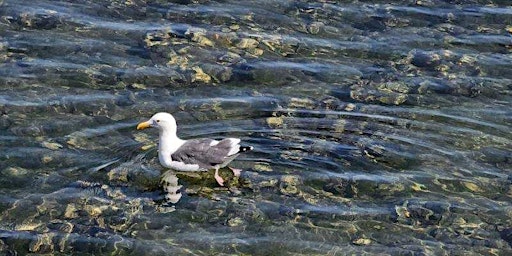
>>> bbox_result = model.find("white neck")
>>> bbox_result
[158,129,185,157]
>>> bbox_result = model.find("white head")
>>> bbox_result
[137,112,178,135]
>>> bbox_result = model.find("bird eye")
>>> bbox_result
[156,120,160,123]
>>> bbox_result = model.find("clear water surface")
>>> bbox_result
[0,0,511,255]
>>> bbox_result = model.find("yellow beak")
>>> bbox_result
[136,121,151,130]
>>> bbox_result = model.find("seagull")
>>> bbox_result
[136,112,252,186]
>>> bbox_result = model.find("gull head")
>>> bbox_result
[137,112,177,133]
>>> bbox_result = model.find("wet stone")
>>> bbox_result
[360,139,417,169]
[411,182,427,192]
[64,204,79,219]
[227,217,244,227]
[352,237,372,246]
[476,147,511,164]
[115,91,136,106]
[0,113,12,129]
[279,175,301,195]
[417,80,452,94]
[395,200,449,227]
[307,22,324,34]
[377,81,410,94]
[463,181,483,193]
[395,204,411,220]
[200,63,233,83]
[108,168,129,184]
[253,163,273,172]
[378,93,407,105]
[236,38,259,49]
[190,32,214,47]
[29,233,56,254]
[408,50,442,69]
[500,228,512,247]
[217,52,246,66]
[0,167,31,188]
[323,178,357,198]
[10,125,43,136]
[41,141,63,150]
[266,116,284,129]
[16,10,64,30]
[376,183,407,197]
[350,86,408,105]
[2,166,29,177]
[176,168,239,188]
[190,66,212,83]
[408,205,439,226]
[317,96,346,111]
[47,221,74,234]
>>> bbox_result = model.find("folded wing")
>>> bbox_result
[171,138,241,169]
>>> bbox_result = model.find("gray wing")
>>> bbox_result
[171,138,237,169]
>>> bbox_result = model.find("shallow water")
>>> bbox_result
[1,0,511,255]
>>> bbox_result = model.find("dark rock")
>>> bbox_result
[200,63,232,83]
[500,228,512,247]
[409,50,441,69]
[115,91,136,107]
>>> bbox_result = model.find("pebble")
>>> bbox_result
[237,38,259,49]
[64,204,79,219]
[41,141,63,150]
[279,175,300,195]
[227,217,244,227]
[352,237,372,246]
[266,116,284,128]
[191,66,212,83]
[253,163,273,172]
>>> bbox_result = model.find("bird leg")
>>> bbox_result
[214,167,224,186]
[228,166,242,177]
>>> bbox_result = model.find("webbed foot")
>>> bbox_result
[214,168,224,186]
[228,166,242,177]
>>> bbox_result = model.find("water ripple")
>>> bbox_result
[1,0,512,255]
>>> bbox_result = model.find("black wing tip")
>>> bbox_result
[239,146,253,152]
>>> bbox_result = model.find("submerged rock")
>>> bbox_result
[266,116,284,128]
[236,38,259,49]
[323,178,357,198]
[394,200,450,227]
[190,66,212,83]
[409,50,442,69]
[307,22,324,34]
[350,81,410,105]
[377,81,410,94]
[279,175,301,195]
[352,237,372,246]
[41,141,63,150]
[200,64,233,83]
